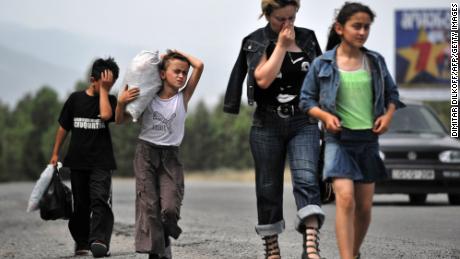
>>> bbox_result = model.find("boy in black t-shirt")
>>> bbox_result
[49,57,120,258]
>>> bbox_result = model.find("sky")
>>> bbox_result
[0,0,454,108]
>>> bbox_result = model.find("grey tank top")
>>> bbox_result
[138,92,186,146]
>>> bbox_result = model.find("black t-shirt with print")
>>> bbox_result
[59,90,117,170]
[254,43,311,106]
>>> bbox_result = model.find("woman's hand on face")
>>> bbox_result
[278,22,295,49]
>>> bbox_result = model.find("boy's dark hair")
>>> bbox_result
[90,57,119,80]
[159,52,191,71]
[326,2,375,51]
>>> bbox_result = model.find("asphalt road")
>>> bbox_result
[1,179,459,259]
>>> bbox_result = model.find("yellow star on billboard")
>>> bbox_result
[397,27,448,83]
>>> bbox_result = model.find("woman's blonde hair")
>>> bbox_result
[260,0,300,19]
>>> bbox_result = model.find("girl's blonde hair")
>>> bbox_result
[260,0,300,19]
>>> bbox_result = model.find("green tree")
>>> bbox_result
[6,94,35,180]
[210,97,253,169]
[181,101,215,170]
[180,96,254,172]
[22,86,61,179]
[74,80,87,92]
[110,122,140,177]
[0,101,10,181]
[0,85,256,181]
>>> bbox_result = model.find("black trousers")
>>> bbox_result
[68,168,114,249]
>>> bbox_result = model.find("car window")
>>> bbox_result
[388,105,446,135]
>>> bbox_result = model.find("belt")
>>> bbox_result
[258,103,302,118]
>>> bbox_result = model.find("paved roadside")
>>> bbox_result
[1,179,459,259]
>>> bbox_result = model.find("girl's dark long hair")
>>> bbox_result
[326,2,375,51]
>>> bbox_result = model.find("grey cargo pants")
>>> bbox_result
[133,140,184,255]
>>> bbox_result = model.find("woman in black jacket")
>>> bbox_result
[224,1,324,258]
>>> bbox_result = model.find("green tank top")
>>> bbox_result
[336,58,373,130]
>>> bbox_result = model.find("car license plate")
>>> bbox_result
[391,169,435,180]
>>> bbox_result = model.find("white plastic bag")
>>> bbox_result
[26,163,61,212]
[119,50,162,122]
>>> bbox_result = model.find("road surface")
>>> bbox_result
[1,179,459,258]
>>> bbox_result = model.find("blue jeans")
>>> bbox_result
[250,110,324,236]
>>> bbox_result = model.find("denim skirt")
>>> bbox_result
[323,128,387,183]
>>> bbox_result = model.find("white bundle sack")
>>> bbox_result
[119,50,162,122]
[26,163,61,212]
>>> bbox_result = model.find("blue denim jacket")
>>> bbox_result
[299,46,405,119]
[224,24,321,114]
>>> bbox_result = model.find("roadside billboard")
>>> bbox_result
[395,9,451,86]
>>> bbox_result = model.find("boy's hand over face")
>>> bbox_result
[99,69,114,91]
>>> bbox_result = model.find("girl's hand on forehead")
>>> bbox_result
[161,49,178,59]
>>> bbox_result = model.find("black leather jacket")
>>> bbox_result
[223,24,322,114]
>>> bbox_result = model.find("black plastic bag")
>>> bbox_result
[39,167,73,220]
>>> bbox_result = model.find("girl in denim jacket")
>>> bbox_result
[299,2,404,259]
